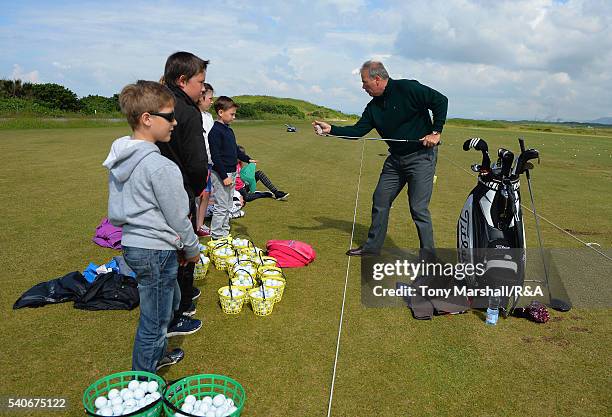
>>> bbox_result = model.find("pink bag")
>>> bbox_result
[266,240,316,268]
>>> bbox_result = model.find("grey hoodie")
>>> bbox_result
[103,136,199,258]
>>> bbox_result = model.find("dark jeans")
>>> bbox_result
[123,246,180,373]
[364,148,437,250]
[172,198,197,323]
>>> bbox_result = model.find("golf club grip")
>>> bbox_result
[518,138,530,179]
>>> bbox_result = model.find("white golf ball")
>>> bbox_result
[215,406,226,417]
[107,389,120,400]
[94,396,108,409]
[124,398,137,408]
[121,389,133,401]
[121,406,133,415]
[111,396,123,407]
[181,402,194,413]
[228,405,238,415]
[112,403,124,415]
[147,380,159,393]
[150,391,161,401]
[212,394,226,407]
[133,388,145,400]
[185,394,197,405]
[127,380,140,391]
[99,407,113,416]
[226,398,234,407]
[206,411,216,417]
[202,396,213,405]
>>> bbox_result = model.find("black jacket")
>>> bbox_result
[208,121,251,180]
[157,85,208,199]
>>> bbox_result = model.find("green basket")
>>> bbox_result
[83,370,165,417]
[163,374,246,417]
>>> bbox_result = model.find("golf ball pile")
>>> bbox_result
[261,258,276,266]
[94,379,160,416]
[220,288,244,298]
[232,238,251,248]
[198,254,210,265]
[263,278,283,288]
[175,393,238,417]
[233,264,257,276]
[260,268,282,277]
[249,288,275,300]
[214,247,234,257]
[232,275,255,288]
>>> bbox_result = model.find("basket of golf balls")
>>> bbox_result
[237,245,264,259]
[212,246,236,271]
[198,243,209,257]
[257,266,286,302]
[83,370,164,417]
[218,285,246,314]
[163,374,245,417]
[224,253,253,275]
[229,261,259,279]
[194,254,211,281]
[231,237,253,252]
[206,236,232,253]
[257,255,278,268]
[248,286,276,316]
[230,270,257,302]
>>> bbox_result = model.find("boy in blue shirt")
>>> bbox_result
[208,96,256,238]
[104,80,200,373]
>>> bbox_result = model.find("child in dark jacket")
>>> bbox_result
[207,96,256,238]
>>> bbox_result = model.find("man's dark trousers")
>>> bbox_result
[363,147,437,251]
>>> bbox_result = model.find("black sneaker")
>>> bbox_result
[182,302,197,317]
[192,287,201,301]
[167,317,202,338]
[274,191,290,201]
[156,348,184,371]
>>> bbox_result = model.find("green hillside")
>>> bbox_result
[233,95,356,121]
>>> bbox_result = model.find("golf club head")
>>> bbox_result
[463,137,488,152]
[514,148,540,176]
[498,148,515,178]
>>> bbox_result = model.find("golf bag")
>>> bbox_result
[457,137,539,316]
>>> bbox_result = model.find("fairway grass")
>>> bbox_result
[0,121,610,416]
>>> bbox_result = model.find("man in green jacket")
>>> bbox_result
[313,60,447,255]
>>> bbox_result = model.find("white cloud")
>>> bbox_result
[0,0,609,120]
[11,64,39,83]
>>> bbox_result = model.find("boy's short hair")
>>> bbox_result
[214,96,239,114]
[203,83,214,95]
[164,52,209,88]
[119,80,175,130]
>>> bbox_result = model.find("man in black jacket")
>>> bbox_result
[158,51,209,337]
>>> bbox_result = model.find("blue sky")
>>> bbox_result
[1,0,610,121]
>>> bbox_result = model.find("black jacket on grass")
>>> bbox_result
[330,78,448,156]
[156,85,207,199]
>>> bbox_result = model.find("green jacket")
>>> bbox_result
[330,78,448,155]
[240,162,257,193]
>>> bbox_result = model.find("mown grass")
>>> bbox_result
[0,121,610,417]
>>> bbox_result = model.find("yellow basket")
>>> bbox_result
[257,265,284,280]
[206,236,233,254]
[258,255,278,268]
[231,236,254,252]
[194,255,210,281]
[262,276,286,302]
[238,246,264,259]
[230,261,259,279]
[248,287,276,316]
[218,286,246,314]
[198,243,209,256]
[212,247,235,270]
[225,254,254,275]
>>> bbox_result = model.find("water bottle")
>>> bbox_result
[486,296,500,325]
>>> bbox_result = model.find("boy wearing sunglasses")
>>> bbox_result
[104,80,200,373]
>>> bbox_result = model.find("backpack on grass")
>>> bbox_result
[266,240,316,268]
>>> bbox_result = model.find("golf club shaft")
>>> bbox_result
[322,133,441,144]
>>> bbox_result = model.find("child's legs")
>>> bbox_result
[210,172,235,239]
[196,192,210,229]
[196,166,213,229]
[255,170,279,193]
[123,246,178,373]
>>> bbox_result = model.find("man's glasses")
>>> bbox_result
[148,111,175,123]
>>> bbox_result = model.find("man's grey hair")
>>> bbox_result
[361,60,389,80]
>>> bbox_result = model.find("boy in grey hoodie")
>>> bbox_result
[103,80,200,373]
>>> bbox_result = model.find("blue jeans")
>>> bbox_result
[123,246,180,373]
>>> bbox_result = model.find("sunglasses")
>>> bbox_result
[148,111,175,123]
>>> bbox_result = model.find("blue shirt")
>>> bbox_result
[208,121,250,180]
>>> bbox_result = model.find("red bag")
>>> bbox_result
[266,240,316,268]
